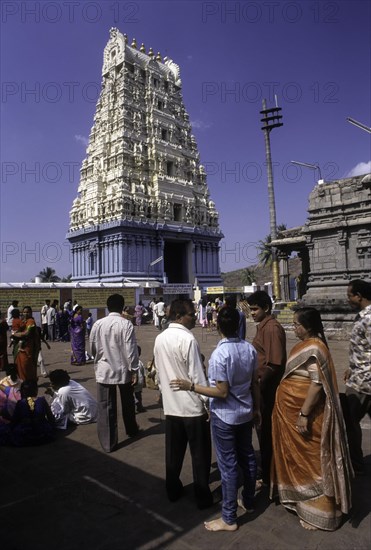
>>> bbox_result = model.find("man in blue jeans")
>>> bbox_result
[170,306,260,531]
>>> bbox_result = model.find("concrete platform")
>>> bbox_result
[1,323,370,550]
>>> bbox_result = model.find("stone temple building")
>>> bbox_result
[271,173,371,332]
[67,28,222,288]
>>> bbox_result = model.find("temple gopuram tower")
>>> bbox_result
[67,28,223,288]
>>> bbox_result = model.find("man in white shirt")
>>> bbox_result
[40,300,50,340]
[154,297,165,330]
[154,298,213,509]
[90,294,139,452]
[46,304,56,341]
[149,299,156,325]
[7,300,19,328]
[47,369,98,428]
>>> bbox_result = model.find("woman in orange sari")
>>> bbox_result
[13,306,40,382]
[271,307,352,531]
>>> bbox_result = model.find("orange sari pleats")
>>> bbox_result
[271,338,353,531]
[271,378,341,530]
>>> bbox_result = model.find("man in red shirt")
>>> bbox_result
[246,291,286,486]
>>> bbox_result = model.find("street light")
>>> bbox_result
[260,98,283,300]
[291,160,323,182]
[146,255,163,287]
[346,117,371,134]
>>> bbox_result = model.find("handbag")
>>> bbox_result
[145,358,159,390]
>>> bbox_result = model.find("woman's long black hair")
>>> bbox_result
[295,307,328,348]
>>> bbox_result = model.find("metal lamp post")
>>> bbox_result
[346,117,371,134]
[291,160,323,183]
[146,255,163,287]
[260,99,283,300]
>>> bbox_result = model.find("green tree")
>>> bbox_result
[257,224,287,267]
[241,267,256,285]
[35,267,61,282]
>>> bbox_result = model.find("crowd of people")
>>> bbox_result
[0,279,370,534]
[0,365,97,445]
[152,283,368,532]
[4,300,95,379]
[143,295,241,332]
[0,298,99,444]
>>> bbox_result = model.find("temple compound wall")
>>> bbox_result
[67,29,222,290]
[272,174,371,333]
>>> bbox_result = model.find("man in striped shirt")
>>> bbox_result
[344,279,371,475]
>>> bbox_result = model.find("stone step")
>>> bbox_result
[274,302,296,324]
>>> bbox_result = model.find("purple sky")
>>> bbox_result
[1,0,370,282]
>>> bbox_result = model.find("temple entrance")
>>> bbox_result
[164,241,189,283]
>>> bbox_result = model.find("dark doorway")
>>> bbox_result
[164,241,188,283]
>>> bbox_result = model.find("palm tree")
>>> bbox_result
[241,267,256,285]
[35,267,61,282]
[257,234,272,267]
[257,224,287,267]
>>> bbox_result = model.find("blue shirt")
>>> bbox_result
[208,337,257,425]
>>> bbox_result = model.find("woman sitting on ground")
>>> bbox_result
[0,364,22,389]
[0,365,21,424]
[10,380,55,446]
[270,307,353,531]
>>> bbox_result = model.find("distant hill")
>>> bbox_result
[221,257,302,287]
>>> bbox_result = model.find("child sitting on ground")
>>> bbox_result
[46,369,98,429]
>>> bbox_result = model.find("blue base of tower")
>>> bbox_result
[66,219,223,289]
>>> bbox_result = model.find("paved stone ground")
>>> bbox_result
[1,323,370,550]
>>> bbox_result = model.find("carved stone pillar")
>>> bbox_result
[114,237,120,272]
[79,244,84,278]
[193,241,198,275]
[103,240,108,275]
[100,241,105,278]
[213,243,219,274]
[278,250,290,301]
[98,242,104,278]
[121,237,128,272]
[72,246,77,278]
[297,247,310,299]
[127,237,133,273]
[135,236,142,272]
[206,243,212,274]
[117,237,123,273]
